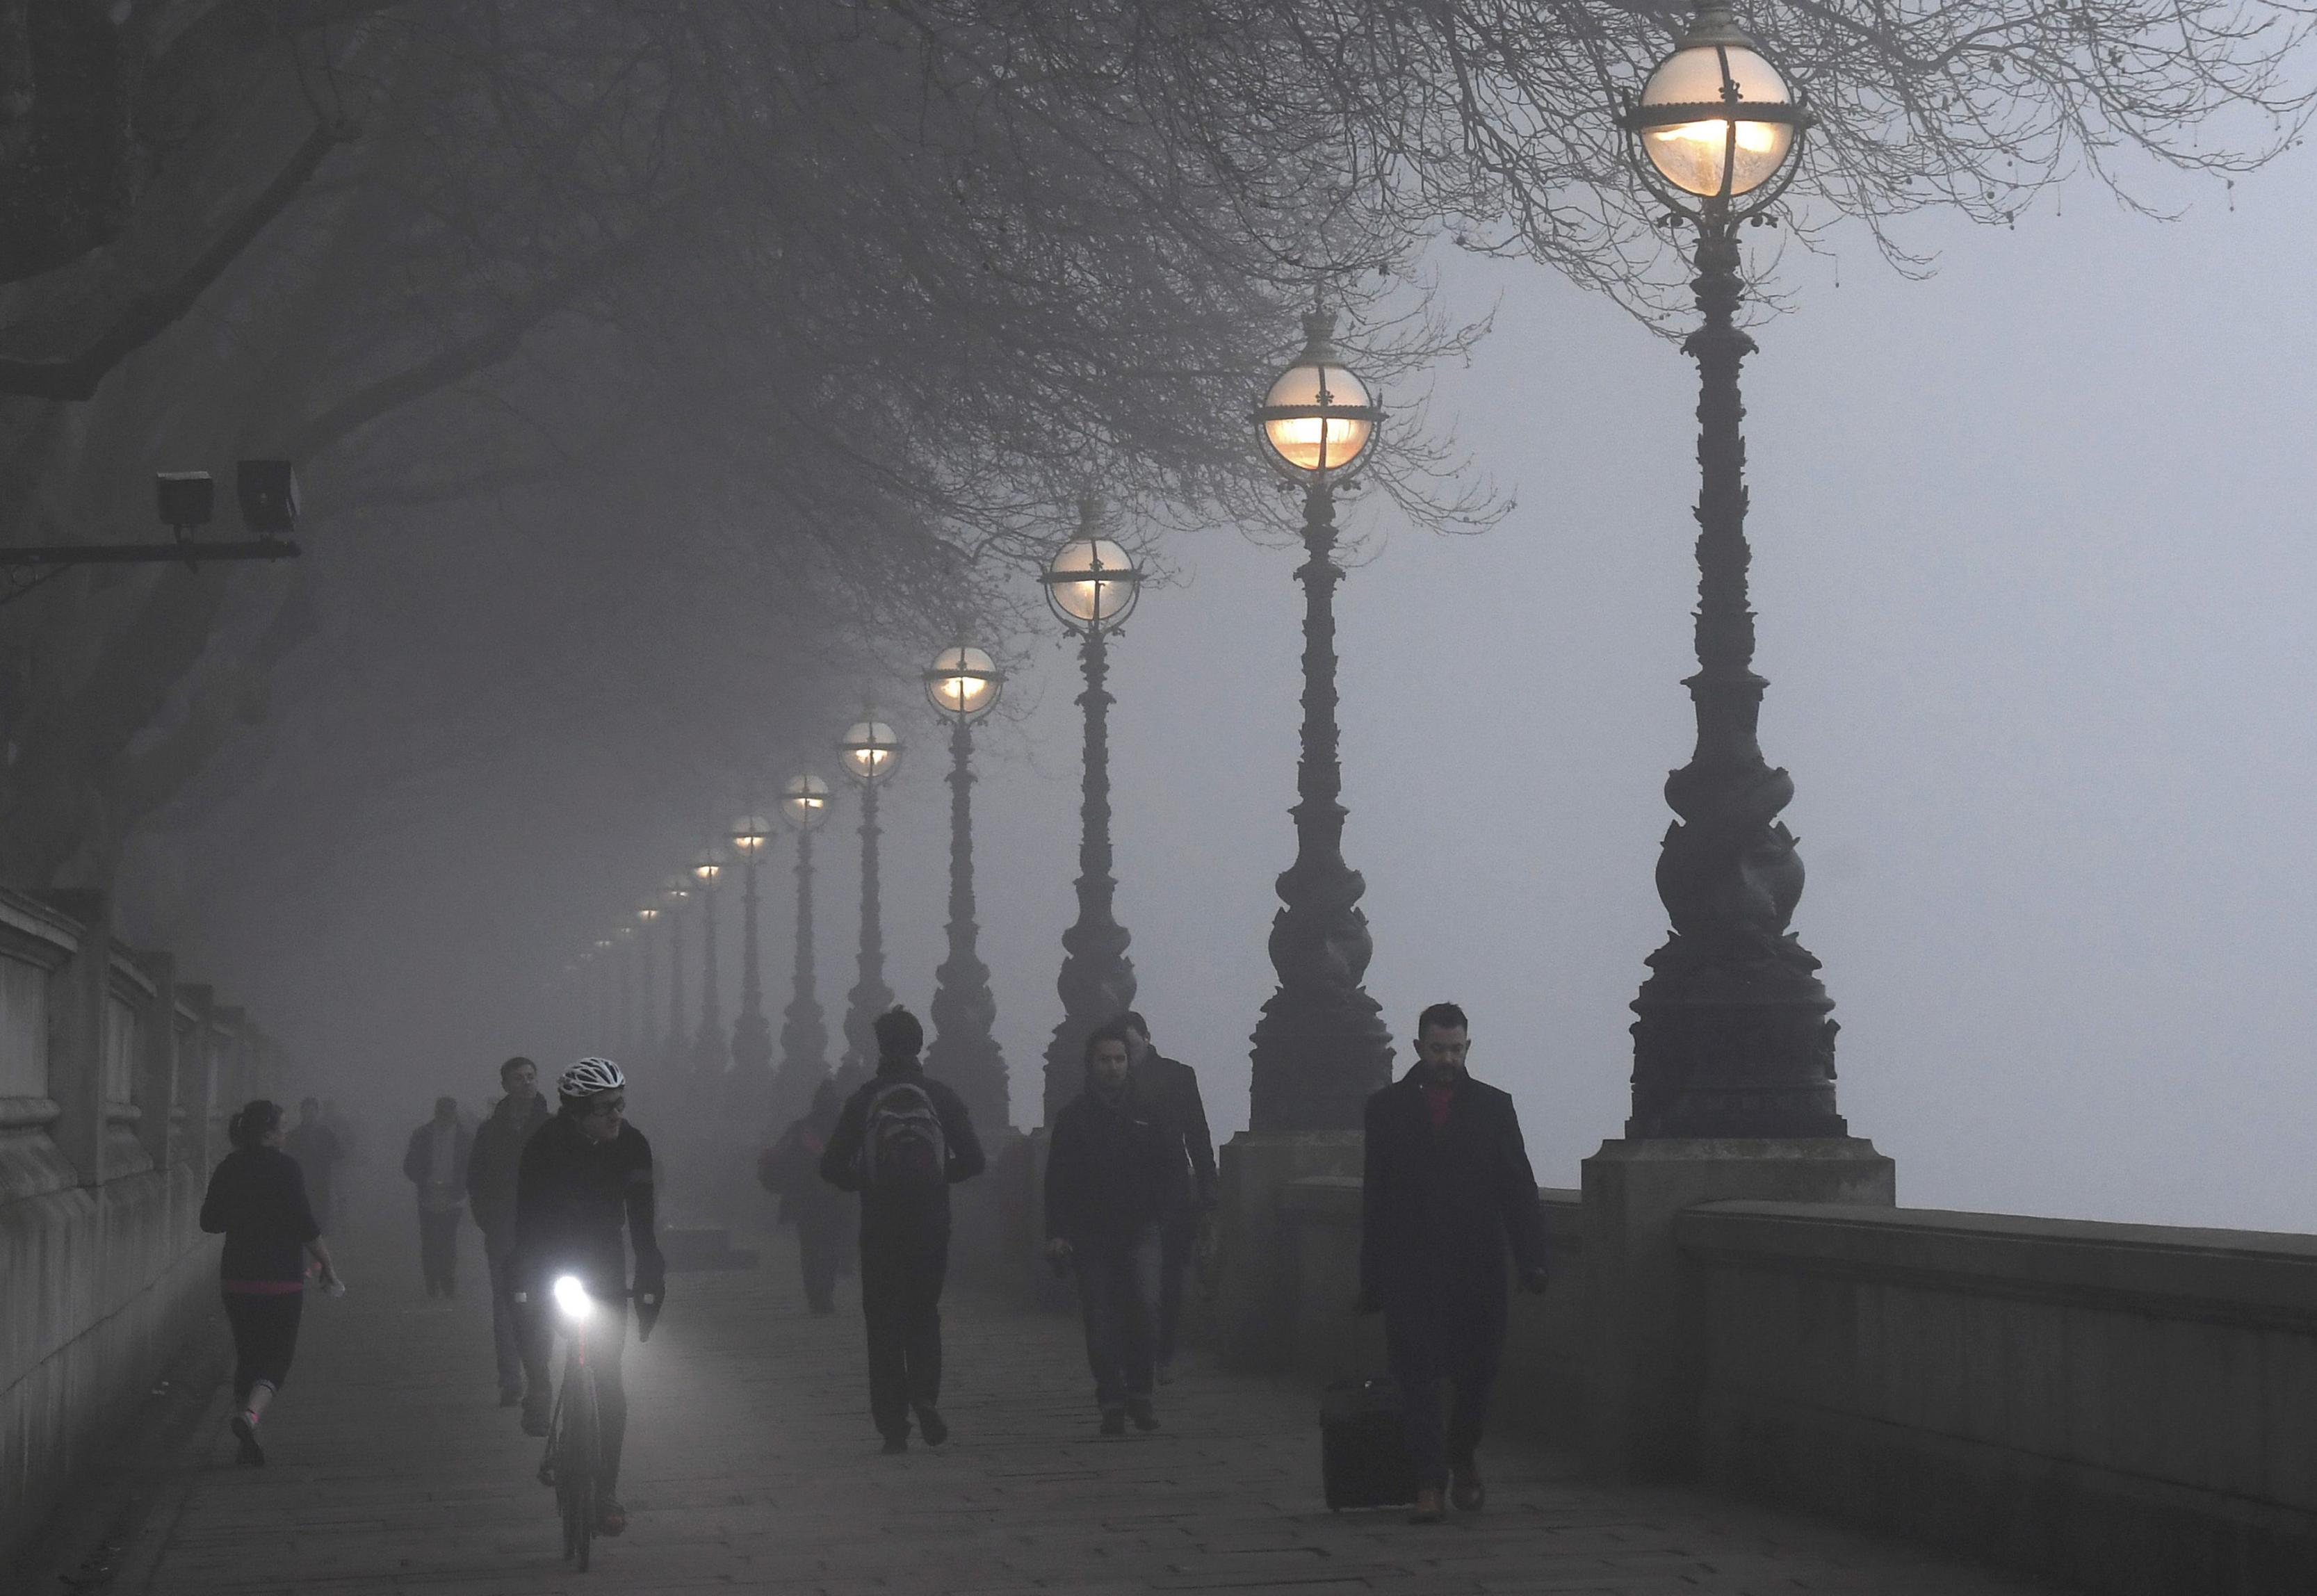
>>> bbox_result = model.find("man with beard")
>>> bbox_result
[467,1056,552,1406]
[1046,1021,1178,1435]
[1119,1012,1214,1384]
[1357,1003,1549,1523]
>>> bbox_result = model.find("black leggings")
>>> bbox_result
[224,1291,304,1400]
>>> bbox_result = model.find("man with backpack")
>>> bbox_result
[820,1007,986,1453]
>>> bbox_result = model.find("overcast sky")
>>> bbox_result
[171,142,2317,1236]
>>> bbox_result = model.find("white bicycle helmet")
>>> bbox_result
[558,1057,626,1100]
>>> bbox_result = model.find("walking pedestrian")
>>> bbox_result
[466,1057,552,1406]
[403,1096,472,1298]
[820,1007,985,1453]
[1356,1002,1549,1523]
[760,1077,854,1314]
[1045,1021,1177,1435]
[1119,1011,1215,1383]
[200,1099,341,1466]
[282,1096,345,1234]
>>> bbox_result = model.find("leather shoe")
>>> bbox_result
[520,1402,551,1438]
[1408,1487,1445,1524]
[916,1406,949,1447]
[1450,1466,1485,1513]
[1126,1397,1159,1432]
[1098,1408,1127,1436]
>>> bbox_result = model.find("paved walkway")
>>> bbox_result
[119,1226,2055,1595]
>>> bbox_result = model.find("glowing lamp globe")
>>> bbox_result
[692,845,726,883]
[1626,7,1805,204]
[925,646,1002,723]
[731,813,772,857]
[780,774,831,831]
[838,721,901,786]
[1256,307,1380,475]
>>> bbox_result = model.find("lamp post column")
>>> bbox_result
[775,826,829,1118]
[732,844,773,1085]
[929,715,1007,1132]
[665,898,688,1075]
[637,928,656,1061]
[839,779,894,1078]
[1625,213,1842,1139]
[1246,473,1393,1134]
[1042,623,1137,1124]
[694,870,726,1078]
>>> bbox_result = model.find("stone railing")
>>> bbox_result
[0,889,292,1568]
[1228,1154,2317,1596]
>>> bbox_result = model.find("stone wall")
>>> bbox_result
[1239,1162,2317,1595]
[1683,1200,2317,1596]
[0,889,291,1569]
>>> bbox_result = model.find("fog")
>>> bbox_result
[139,152,2317,1236]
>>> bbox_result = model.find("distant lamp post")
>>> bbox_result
[836,719,902,1077]
[616,926,637,1058]
[729,813,777,1091]
[1613,6,1840,1137]
[593,937,616,1051]
[1245,303,1395,1134]
[661,875,692,1076]
[924,645,1008,1132]
[633,906,659,1060]
[772,774,834,1120]
[1038,498,1142,1125]
[691,847,729,1080]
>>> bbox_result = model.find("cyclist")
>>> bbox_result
[511,1057,665,1538]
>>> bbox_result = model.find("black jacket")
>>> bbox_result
[511,1112,665,1296]
[820,1058,986,1237]
[200,1147,321,1283]
[403,1118,473,1194]
[466,1093,551,1235]
[1046,1082,1180,1245]
[1131,1053,1217,1214]
[1359,1070,1548,1314]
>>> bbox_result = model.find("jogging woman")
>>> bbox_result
[200,1098,341,1465]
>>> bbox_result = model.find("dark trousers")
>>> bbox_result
[797,1214,845,1312]
[1156,1209,1196,1366]
[418,1206,462,1294]
[484,1228,542,1394]
[223,1290,304,1400]
[859,1227,948,1438]
[1385,1293,1507,1490]
[1074,1223,1162,1412]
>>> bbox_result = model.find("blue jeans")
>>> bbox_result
[1074,1224,1162,1412]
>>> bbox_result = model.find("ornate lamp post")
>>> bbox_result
[691,847,729,1079]
[616,926,637,1058]
[1245,307,1395,1134]
[660,875,692,1075]
[836,718,902,1078]
[772,774,833,1121]
[633,905,659,1061]
[1615,3,1842,1138]
[592,937,615,1050]
[729,812,775,1087]
[924,644,1008,1132]
[1038,498,1142,1125]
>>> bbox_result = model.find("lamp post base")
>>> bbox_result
[1580,1135,1894,1483]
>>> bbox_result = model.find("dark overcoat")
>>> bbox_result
[1358,1070,1548,1317]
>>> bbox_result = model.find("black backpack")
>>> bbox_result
[861,1082,947,1198]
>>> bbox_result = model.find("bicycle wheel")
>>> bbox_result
[554,1358,599,1569]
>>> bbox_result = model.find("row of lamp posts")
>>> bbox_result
[571,0,1844,1159]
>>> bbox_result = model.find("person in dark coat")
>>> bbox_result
[820,1007,985,1453]
[1120,1011,1215,1383]
[761,1077,853,1314]
[282,1097,344,1233]
[1046,1021,1180,1434]
[1357,1002,1549,1523]
[466,1057,553,1405]
[403,1096,473,1298]
[200,1099,341,1466]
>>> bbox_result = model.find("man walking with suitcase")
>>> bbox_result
[821,1007,986,1453]
[1357,1002,1549,1522]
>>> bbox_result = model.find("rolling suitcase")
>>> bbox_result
[1320,1377,1418,1510]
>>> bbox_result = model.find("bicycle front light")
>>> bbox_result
[551,1274,594,1322]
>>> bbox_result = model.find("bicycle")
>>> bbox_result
[533,1275,621,1572]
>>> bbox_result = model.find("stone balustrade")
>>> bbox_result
[0,888,292,1568]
